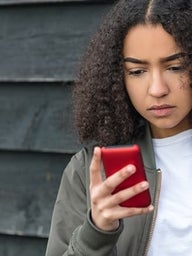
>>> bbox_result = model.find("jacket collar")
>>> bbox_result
[134,124,156,170]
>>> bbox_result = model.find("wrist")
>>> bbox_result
[90,210,120,232]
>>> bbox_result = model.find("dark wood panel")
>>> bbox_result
[0,0,114,5]
[0,234,47,256]
[0,150,72,237]
[0,82,82,152]
[0,3,111,82]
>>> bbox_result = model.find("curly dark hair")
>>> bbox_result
[73,0,192,146]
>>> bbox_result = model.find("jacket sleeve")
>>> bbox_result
[45,148,123,256]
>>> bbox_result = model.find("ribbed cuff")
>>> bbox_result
[72,209,123,254]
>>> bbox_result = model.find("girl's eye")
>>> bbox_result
[168,65,184,72]
[126,69,146,76]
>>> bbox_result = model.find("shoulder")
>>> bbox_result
[56,145,95,205]
[69,144,95,175]
[61,145,95,185]
[73,145,95,167]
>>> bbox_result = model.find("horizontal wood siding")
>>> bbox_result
[0,82,81,153]
[0,1,113,255]
[0,234,47,255]
[0,150,72,237]
[0,3,110,81]
[0,0,114,5]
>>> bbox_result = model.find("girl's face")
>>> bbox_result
[123,24,192,138]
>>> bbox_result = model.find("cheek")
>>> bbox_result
[179,83,192,107]
[126,85,146,111]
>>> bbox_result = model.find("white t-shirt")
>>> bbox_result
[148,129,192,256]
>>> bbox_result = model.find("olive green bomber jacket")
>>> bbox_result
[45,127,161,256]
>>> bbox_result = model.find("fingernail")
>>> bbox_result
[94,147,99,154]
[140,181,149,189]
[149,205,154,211]
[126,165,136,174]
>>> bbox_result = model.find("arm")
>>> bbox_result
[45,148,123,256]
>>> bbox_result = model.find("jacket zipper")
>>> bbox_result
[144,169,162,256]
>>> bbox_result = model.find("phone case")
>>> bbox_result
[101,144,151,208]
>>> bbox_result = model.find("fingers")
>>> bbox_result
[89,147,154,231]
[98,204,154,224]
[96,180,150,210]
[103,164,136,194]
[112,181,149,206]
[90,147,102,187]
[90,147,141,197]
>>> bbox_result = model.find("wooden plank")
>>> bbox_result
[0,0,114,5]
[0,234,47,256]
[0,150,72,237]
[0,82,82,153]
[0,3,111,81]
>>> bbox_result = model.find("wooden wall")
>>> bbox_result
[0,1,113,255]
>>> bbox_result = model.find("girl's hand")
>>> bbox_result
[89,147,154,231]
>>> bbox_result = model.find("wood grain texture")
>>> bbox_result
[0,150,72,237]
[0,1,113,254]
[0,3,111,81]
[0,82,82,152]
[0,0,114,5]
[0,234,47,255]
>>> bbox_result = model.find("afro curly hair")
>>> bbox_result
[73,0,192,146]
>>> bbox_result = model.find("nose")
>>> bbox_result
[148,70,169,97]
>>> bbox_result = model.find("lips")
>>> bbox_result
[147,104,176,117]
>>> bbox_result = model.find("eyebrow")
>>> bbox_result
[123,52,186,64]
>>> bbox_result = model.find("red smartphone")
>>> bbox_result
[101,144,151,208]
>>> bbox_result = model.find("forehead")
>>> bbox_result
[123,24,180,59]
